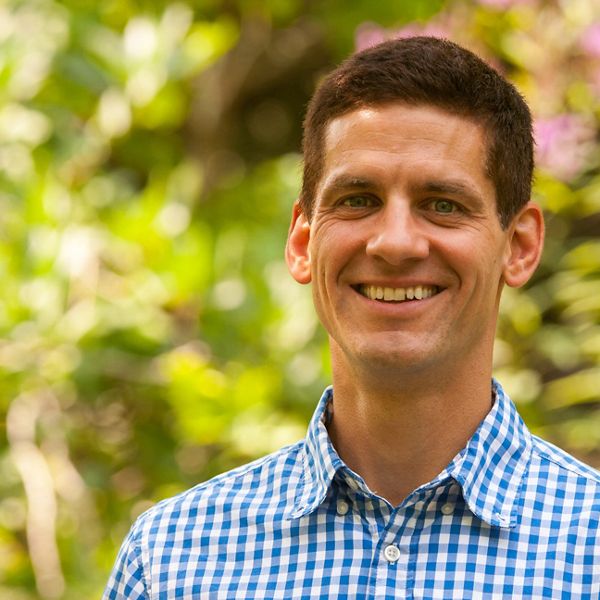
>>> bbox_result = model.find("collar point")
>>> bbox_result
[487,511,516,529]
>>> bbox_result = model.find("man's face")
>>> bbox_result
[287,103,526,376]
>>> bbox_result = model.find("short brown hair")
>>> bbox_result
[300,37,533,229]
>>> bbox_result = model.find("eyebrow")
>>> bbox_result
[319,175,378,199]
[421,180,486,209]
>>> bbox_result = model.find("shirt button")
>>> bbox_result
[336,500,349,516]
[496,513,509,526]
[383,544,401,563]
[441,503,454,515]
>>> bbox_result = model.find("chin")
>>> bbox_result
[350,343,441,375]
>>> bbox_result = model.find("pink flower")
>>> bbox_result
[355,21,450,52]
[581,23,600,58]
[477,0,534,7]
[534,114,596,181]
[394,22,449,41]
[355,23,388,52]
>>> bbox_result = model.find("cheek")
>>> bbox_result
[312,263,328,286]
[446,230,506,270]
[309,228,344,269]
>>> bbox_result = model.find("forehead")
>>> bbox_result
[318,103,493,199]
[324,103,488,161]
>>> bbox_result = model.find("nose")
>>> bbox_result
[365,200,430,265]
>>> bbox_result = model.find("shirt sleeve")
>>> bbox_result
[102,527,149,600]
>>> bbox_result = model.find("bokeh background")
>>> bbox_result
[1,0,599,597]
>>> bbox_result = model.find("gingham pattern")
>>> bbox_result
[104,381,600,599]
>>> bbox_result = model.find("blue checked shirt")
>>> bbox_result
[104,381,600,599]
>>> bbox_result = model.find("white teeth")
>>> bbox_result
[360,285,437,302]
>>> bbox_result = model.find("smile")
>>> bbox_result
[356,284,440,302]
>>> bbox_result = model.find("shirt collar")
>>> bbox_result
[287,386,342,519]
[288,380,532,528]
[447,379,533,528]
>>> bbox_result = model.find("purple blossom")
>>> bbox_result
[534,114,596,181]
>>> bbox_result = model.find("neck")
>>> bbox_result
[327,344,494,506]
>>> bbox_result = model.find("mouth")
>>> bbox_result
[353,284,441,302]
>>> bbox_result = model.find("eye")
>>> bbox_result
[341,195,375,208]
[432,199,457,214]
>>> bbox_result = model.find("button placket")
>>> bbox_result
[373,516,412,599]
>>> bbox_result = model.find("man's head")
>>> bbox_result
[286,37,544,381]
[300,36,533,229]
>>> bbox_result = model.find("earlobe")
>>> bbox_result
[503,202,545,288]
[285,202,312,284]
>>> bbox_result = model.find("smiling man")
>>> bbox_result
[105,37,600,599]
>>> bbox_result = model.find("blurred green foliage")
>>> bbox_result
[0,0,598,597]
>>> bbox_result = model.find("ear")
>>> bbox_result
[285,202,312,284]
[503,202,545,288]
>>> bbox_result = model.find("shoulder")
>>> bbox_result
[524,435,600,517]
[530,434,600,484]
[130,440,305,541]
[103,442,306,598]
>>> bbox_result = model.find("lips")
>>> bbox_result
[355,284,440,302]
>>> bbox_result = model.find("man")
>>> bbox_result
[104,37,600,599]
